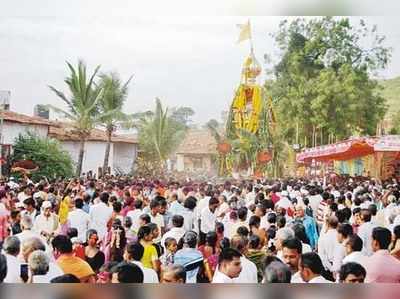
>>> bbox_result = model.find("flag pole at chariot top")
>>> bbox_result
[237,19,254,53]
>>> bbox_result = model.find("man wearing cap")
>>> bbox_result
[276,191,294,217]
[7,177,19,190]
[174,231,203,283]
[33,201,59,241]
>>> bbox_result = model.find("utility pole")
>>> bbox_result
[0,91,11,178]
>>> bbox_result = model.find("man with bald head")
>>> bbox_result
[21,237,64,281]
[161,264,186,283]
[293,204,319,249]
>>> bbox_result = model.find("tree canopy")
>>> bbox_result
[134,99,193,174]
[266,17,391,147]
[11,132,74,181]
[48,60,104,176]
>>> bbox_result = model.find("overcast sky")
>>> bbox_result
[1,15,400,124]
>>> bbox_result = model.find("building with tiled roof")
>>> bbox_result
[0,110,138,175]
[48,122,138,144]
[175,129,218,173]
[0,110,54,126]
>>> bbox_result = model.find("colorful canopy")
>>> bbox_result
[374,135,400,152]
[296,137,377,163]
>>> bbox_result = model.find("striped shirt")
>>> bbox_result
[316,201,327,224]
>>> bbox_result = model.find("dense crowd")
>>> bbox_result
[0,174,400,283]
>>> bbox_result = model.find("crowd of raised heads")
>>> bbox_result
[0,174,400,284]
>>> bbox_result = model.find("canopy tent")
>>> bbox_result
[374,135,400,152]
[296,137,377,163]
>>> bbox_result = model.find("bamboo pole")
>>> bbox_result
[320,127,323,145]
[312,125,315,147]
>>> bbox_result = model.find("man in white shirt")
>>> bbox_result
[161,215,186,251]
[216,195,230,222]
[15,215,46,248]
[18,187,31,204]
[357,209,377,256]
[200,197,219,240]
[89,192,113,240]
[181,197,197,233]
[67,198,90,242]
[281,238,305,283]
[332,223,353,278]
[33,201,59,240]
[276,191,293,212]
[212,248,242,283]
[275,227,295,261]
[221,183,232,200]
[299,252,332,283]
[229,207,249,239]
[28,250,53,283]
[196,195,210,216]
[245,185,256,207]
[147,199,165,244]
[317,216,339,272]
[7,177,19,190]
[3,236,22,283]
[342,234,365,264]
[21,198,38,221]
[307,190,323,219]
[196,194,211,229]
[20,237,64,280]
[126,199,144,233]
[231,235,258,283]
[124,242,159,283]
[254,204,269,230]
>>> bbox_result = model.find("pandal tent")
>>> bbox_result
[296,137,377,163]
[296,136,400,179]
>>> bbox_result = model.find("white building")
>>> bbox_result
[0,110,51,164]
[48,123,138,175]
[0,110,138,176]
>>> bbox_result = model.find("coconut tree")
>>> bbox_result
[97,72,133,173]
[48,60,103,176]
[135,98,186,173]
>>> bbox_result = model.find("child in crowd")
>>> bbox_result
[160,237,177,266]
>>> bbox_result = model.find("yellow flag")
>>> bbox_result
[237,20,251,43]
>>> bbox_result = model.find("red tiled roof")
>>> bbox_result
[0,110,53,126]
[176,129,217,155]
[48,122,138,144]
[0,110,137,144]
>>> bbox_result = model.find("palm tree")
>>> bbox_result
[97,72,133,173]
[135,98,185,173]
[48,60,103,177]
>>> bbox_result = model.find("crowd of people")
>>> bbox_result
[0,173,400,283]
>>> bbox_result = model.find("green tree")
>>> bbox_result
[266,17,390,147]
[11,132,74,181]
[170,107,195,128]
[389,110,400,134]
[135,98,188,173]
[204,119,220,130]
[98,72,133,173]
[48,60,103,176]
